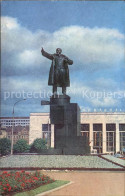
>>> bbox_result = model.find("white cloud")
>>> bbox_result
[1,16,49,54]
[1,16,20,30]
[18,49,42,66]
[51,26,124,67]
[89,78,118,90]
[1,16,124,111]
[69,81,124,107]
[1,16,124,72]
[91,97,118,107]
[1,76,47,92]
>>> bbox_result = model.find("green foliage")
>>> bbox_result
[14,180,70,196]
[13,139,30,153]
[30,138,47,153]
[0,138,11,155]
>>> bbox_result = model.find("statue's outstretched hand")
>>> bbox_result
[41,47,44,54]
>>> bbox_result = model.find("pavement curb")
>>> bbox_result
[98,155,125,169]
[36,181,74,196]
[0,167,124,171]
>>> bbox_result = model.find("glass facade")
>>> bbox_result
[81,124,89,138]
[0,118,29,127]
[93,124,102,153]
[106,124,116,152]
[119,124,125,151]
[42,124,51,145]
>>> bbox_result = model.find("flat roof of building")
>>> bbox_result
[0,117,29,119]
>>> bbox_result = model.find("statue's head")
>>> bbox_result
[56,48,62,55]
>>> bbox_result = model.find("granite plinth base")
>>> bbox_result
[54,136,90,154]
[50,95,81,137]
[50,94,70,105]
[62,147,90,155]
[49,94,90,155]
[34,149,62,155]
[55,136,89,148]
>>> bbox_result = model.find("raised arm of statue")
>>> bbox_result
[64,56,73,65]
[67,58,73,65]
[41,48,53,60]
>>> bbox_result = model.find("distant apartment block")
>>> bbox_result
[0,117,30,127]
[0,117,29,144]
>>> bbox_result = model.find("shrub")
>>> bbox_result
[30,138,47,153]
[0,138,11,156]
[13,139,30,153]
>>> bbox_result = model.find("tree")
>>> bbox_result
[13,139,30,153]
[0,138,11,156]
[30,138,47,153]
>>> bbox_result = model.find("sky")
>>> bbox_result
[1,1,125,117]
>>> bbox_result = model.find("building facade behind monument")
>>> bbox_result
[29,112,125,154]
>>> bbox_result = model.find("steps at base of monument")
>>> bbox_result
[33,147,90,155]
[62,147,90,155]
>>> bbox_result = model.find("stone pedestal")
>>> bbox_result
[50,95,90,154]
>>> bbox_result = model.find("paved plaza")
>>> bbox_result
[40,171,125,196]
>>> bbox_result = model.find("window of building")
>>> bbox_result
[119,124,125,151]
[93,124,102,131]
[93,124,102,153]
[42,124,51,144]
[81,132,89,137]
[106,124,116,131]
[120,132,125,151]
[119,124,125,131]
[42,124,51,132]
[81,124,89,138]
[106,124,116,152]
[93,132,102,153]
[93,132,102,145]
[106,132,116,152]
[81,124,89,131]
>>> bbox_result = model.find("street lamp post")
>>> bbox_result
[11,99,26,155]
[47,117,51,149]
